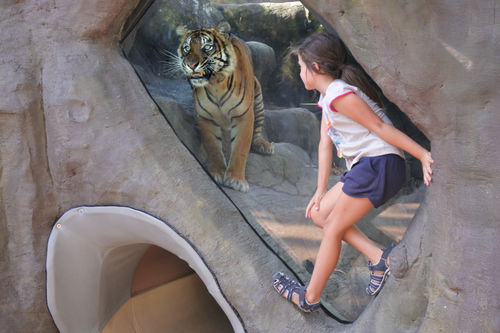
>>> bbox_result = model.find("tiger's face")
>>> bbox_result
[176,22,235,88]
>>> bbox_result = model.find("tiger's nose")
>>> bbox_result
[187,62,198,70]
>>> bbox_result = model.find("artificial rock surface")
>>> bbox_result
[1,0,498,333]
[301,0,500,332]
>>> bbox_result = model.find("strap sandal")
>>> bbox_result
[272,272,320,313]
[366,242,396,296]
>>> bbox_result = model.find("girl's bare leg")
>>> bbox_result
[310,183,382,263]
[278,183,386,306]
[306,193,374,303]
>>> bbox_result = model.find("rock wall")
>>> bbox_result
[301,0,500,332]
[1,0,498,332]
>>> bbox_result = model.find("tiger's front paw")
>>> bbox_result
[251,137,274,155]
[223,176,249,192]
[209,170,225,186]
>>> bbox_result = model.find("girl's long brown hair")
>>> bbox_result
[292,31,382,106]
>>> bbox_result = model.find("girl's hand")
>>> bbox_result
[305,190,326,219]
[421,151,434,186]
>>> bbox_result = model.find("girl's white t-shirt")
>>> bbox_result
[318,79,404,170]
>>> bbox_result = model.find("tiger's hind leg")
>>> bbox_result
[251,78,274,155]
[197,117,226,186]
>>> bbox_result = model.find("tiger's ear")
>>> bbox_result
[176,25,188,37]
[216,21,231,37]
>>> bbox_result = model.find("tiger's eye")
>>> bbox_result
[182,44,190,54]
[203,44,214,53]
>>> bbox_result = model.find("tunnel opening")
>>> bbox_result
[102,245,233,332]
[46,206,242,332]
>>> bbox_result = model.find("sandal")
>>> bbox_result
[366,242,396,296]
[272,272,320,312]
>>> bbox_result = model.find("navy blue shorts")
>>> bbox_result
[340,154,406,208]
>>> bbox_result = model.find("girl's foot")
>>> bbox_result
[272,272,320,312]
[366,243,396,296]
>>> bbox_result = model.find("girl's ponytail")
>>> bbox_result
[340,64,382,107]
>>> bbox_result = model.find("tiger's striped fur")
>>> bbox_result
[176,21,274,192]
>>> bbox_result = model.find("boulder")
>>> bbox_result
[246,41,277,96]
[264,107,320,158]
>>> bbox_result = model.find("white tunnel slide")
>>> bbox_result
[46,206,243,332]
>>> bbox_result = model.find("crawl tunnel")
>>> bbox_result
[46,206,243,332]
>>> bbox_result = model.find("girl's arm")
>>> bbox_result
[332,93,434,186]
[306,112,333,218]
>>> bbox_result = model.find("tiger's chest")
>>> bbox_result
[193,74,252,127]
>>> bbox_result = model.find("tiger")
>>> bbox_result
[175,21,274,192]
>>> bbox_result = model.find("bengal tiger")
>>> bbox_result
[175,21,274,192]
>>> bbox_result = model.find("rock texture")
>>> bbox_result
[1,0,498,332]
[301,0,500,332]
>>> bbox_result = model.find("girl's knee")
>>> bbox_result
[310,209,326,228]
[323,221,347,239]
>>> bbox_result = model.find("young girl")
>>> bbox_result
[272,32,434,312]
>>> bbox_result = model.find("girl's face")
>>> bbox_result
[298,55,316,91]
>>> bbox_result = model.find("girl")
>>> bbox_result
[272,32,434,312]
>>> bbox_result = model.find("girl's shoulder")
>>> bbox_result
[325,79,358,102]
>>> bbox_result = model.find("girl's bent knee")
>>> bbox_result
[310,210,325,228]
[323,221,347,239]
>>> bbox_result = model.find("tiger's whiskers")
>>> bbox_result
[159,48,184,78]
